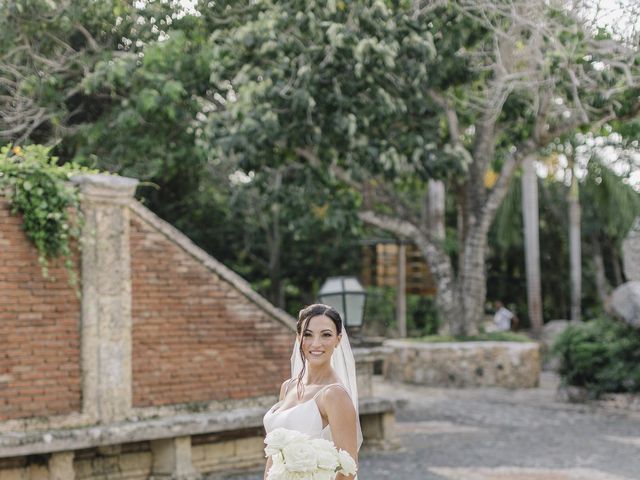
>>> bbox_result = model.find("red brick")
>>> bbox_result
[0,200,81,421]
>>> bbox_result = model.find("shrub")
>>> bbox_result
[363,286,440,337]
[0,144,96,283]
[552,318,640,397]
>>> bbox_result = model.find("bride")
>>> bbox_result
[263,304,362,480]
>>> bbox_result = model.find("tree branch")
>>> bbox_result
[428,89,462,147]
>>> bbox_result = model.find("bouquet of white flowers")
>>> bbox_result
[264,428,358,480]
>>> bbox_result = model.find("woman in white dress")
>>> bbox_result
[263,304,361,480]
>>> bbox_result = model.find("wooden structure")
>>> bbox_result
[362,241,436,296]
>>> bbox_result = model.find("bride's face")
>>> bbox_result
[299,315,342,365]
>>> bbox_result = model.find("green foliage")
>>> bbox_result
[363,287,440,337]
[488,134,640,325]
[0,144,95,282]
[206,0,468,183]
[413,331,532,343]
[553,318,640,396]
[581,154,640,245]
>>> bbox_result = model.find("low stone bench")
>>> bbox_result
[0,398,397,479]
[384,340,541,389]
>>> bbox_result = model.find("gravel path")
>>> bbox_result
[215,373,640,480]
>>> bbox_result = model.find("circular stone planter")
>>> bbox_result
[384,340,540,389]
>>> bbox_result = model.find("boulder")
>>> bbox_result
[541,320,570,350]
[610,281,640,329]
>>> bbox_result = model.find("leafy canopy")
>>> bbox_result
[206,0,469,183]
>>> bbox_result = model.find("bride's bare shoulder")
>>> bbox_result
[278,378,295,400]
[320,384,354,412]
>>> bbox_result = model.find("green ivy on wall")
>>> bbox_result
[0,144,96,284]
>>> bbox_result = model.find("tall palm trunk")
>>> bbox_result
[568,161,582,322]
[522,155,543,334]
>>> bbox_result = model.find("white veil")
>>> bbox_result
[290,326,363,451]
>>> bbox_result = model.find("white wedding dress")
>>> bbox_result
[263,381,358,479]
[263,381,346,440]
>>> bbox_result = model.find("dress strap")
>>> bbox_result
[311,383,345,400]
[284,378,295,395]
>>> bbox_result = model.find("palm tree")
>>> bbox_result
[567,149,582,322]
[521,155,543,333]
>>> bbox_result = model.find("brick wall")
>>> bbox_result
[0,199,82,421]
[130,213,292,407]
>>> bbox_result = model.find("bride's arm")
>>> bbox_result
[263,456,273,480]
[322,387,358,480]
[264,379,291,480]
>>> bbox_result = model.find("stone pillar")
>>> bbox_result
[150,437,201,480]
[73,174,139,424]
[49,451,75,480]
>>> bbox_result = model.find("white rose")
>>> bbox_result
[312,468,336,480]
[337,449,357,476]
[282,441,318,472]
[310,439,339,471]
[265,428,309,457]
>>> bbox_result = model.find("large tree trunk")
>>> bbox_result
[412,229,466,335]
[457,227,487,335]
[522,155,543,334]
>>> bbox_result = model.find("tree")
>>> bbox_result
[0,0,368,314]
[0,0,183,145]
[226,165,362,309]
[492,130,640,323]
[206,0,640,334]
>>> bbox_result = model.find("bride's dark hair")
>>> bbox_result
[295,304,343,399]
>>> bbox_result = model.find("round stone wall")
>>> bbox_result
[384,340,540,388]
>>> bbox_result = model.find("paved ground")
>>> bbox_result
[219,373,640,480]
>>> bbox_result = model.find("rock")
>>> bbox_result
[556,385,590,403]
[541,320,570,350]
[610,282,640,328]
[540,320,571,371]
[622,217,640,282]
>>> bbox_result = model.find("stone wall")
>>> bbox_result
[384,340,540,388]
[0,198,82,421]
[0,175,295,478]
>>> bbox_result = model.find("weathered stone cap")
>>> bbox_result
[71,173,139,203]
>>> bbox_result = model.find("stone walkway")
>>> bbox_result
[217,373,640,480]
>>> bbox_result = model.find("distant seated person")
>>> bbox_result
[492,301,519,332]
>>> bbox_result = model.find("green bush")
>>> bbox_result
[552,318,640,397]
